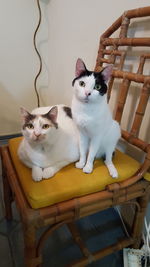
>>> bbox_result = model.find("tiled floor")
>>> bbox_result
[0,142,124,267]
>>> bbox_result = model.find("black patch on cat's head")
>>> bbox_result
[63,106,72,119]
[72,59,112,96]
[93,71,108,96]
[72,69,93,86]
[22,114,36,129]
[72,69,108,96]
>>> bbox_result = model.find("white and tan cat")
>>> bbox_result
[18,105,79,181]
[72,58,121,178]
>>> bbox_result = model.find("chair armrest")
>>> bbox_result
[106,130,150,192]
[122,130,150,153]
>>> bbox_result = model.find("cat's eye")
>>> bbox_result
[42,124,50,129]
[79,81,85,87]
[26,124,34,129]
[94,84,101,90]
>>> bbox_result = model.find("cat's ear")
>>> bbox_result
[48,106,58,124]
[101,65,113,82]
[20,107,30,121]
[75,58,86,77]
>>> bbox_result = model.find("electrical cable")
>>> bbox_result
[114,206,130,237]
[33,0,42,107]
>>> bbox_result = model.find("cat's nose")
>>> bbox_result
[85,91,91,96]
[34,132,41,137]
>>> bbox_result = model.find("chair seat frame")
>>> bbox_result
[1,145,150,267]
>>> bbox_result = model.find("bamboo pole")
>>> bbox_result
[101,16,122,38]
[115,79,131,123]
[102,37,150,47]
[122,130,149,152]
[68,238,134,267]
[126,6,150,19]
[137,54,150,74]
[131,83,150,137]
[119,16,130,38]
[0,146,40,226]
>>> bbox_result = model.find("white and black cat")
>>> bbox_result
[18,105,79,181]
[72,58,121,178]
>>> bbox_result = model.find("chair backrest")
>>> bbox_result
[95,6,150,152]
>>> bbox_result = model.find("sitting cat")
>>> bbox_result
[18,105,79,181]
[71,58,121,178]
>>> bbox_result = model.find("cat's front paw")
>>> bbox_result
[43,167,55,179]
[106,163,118,178]
[110,168,118,178]
[83,164,93,174]
[32,166,43,182]
[75,160,85,169]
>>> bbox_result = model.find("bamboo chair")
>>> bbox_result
[1,6,150,267]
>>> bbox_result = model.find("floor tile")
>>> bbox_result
[0,235,13,267]
[9,223,24,267]
[0,218,18,236]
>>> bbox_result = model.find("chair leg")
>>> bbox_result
[2,166,13,220]
[67,222,95,264]
[23,224,42,267]
[132,194,149,249]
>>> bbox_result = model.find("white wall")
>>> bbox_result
[0,0,38,135]
[0,0,150,135]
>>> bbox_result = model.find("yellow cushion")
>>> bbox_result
[9,137,150,209]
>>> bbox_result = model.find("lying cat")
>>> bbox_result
[18,105,79,181]
[71,58,121,178]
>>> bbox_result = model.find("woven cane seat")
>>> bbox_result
[8,137,150,209]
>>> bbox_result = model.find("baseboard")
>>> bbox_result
[0,133,22,141]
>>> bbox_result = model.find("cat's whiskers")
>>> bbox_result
[84,98,89,103]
